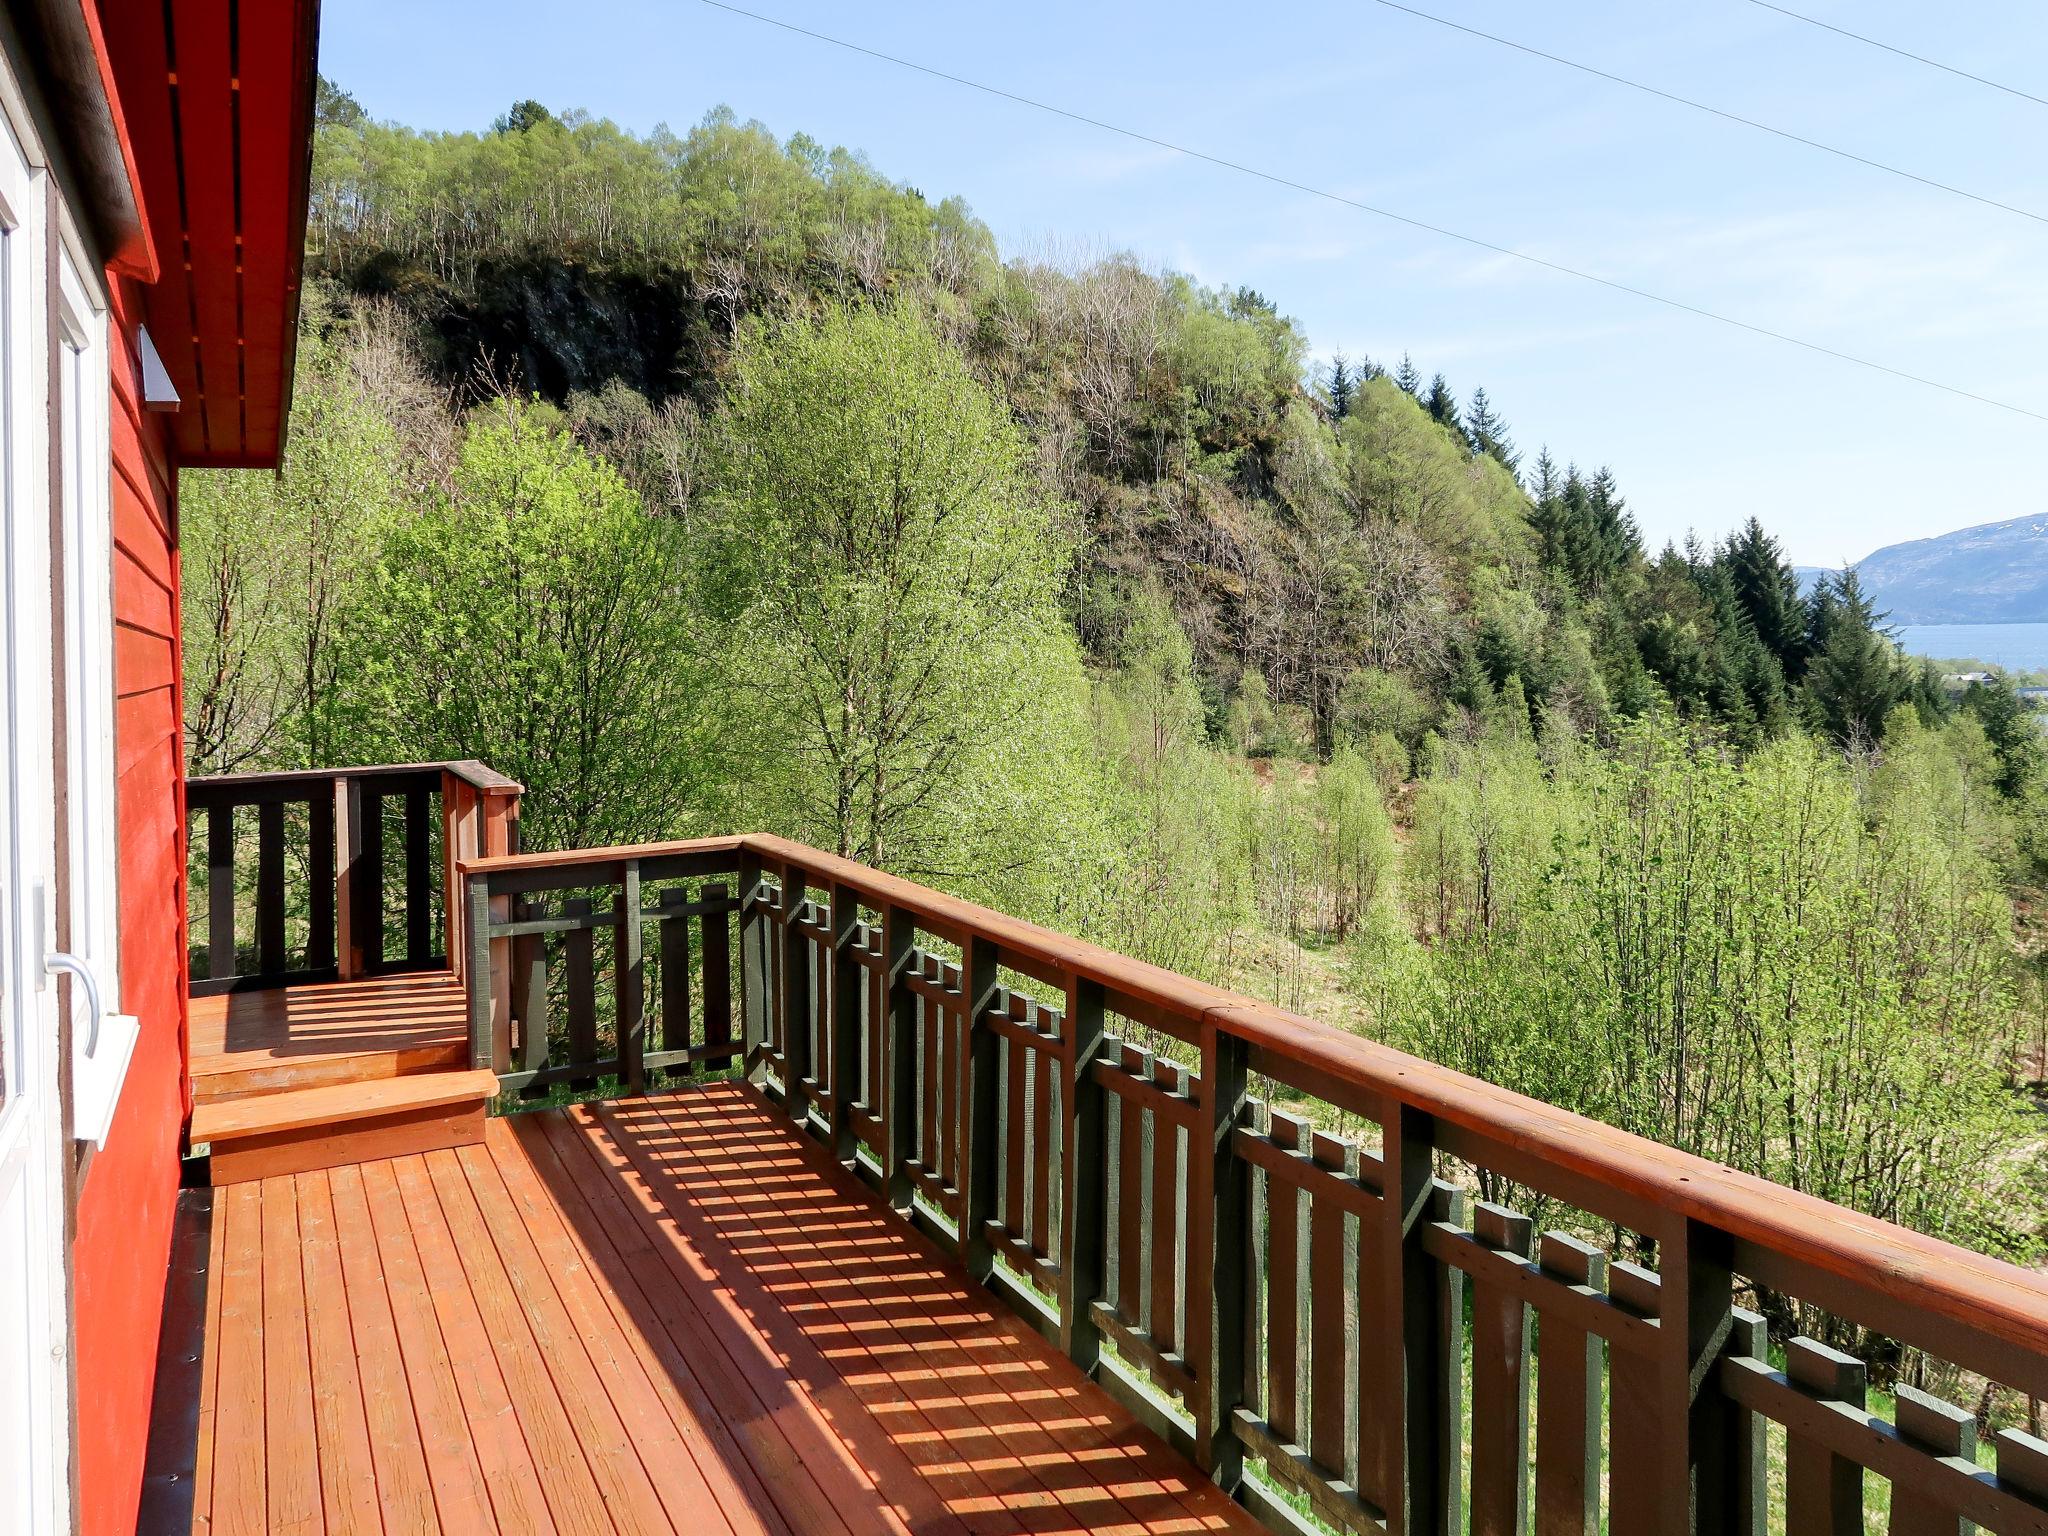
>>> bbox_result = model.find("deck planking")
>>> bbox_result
[142,1081,1260,1536]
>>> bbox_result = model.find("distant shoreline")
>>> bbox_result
[1896,622,2048,674]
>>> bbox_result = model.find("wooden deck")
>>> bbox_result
[140,1080,1258,1536]
[188,972,469,1102]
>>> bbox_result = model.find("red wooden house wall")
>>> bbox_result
[70,265,185,1536]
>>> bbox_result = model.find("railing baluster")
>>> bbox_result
[206,802,234,980]
[359,790,385,971]
[308,791,335,974]
[1308,1131,1354,1487]
[1469,1201,1533,1536]
[658,886,691,1079]
[1031,1017,1055,1264]
[516,900,549,1080]
[1785,1338,1866,1536]
[1004,1006,1028,1244]
[701,882,732,1071]
[1608,1261,1662,1534]
[563,895,597,1089]
[1727,1308,1769,1536]
[404,785,431,963]
[615,863,644,1095]
[1889,1384,1974,1536]
[1117,1045,1151,1335]
[1268,1112,1307,1451]
[1533,1233,1605,1536]
[256,799,286,978]
[1152,1061,1186,1362]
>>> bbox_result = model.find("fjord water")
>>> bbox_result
[1897,623,2048,671]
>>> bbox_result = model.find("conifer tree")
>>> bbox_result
[1327,353,1354,420]
[1463,387,1518,472]
[1423,374,1461,436]
[1804,571,1904,744]
[1723,517,1806,680]
[1394,353,1422,397]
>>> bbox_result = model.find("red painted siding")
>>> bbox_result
[70,268,185,1536]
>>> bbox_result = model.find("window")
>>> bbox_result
[56,251,130,1144]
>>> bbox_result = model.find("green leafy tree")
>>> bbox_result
[338,402,710,850]
[696,301,1083,889]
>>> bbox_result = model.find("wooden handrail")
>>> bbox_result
[467,830,2048,1379]
[461,831,2048,1534]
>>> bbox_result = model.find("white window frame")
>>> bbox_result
[55,241,132,1145]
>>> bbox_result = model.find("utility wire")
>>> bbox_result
[1370,0,2048,229]
[697,0,2048,427]
[1740,0,2048,111]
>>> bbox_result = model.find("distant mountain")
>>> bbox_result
[1793,565,1832,600]
[1830,517,2048,625]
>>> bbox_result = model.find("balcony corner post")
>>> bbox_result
[882,903,918,1210]
[960,934,1001,1285]
[1057,975,1107,1372]
[1192,1021,1250,1490]
[828,881,862,1165]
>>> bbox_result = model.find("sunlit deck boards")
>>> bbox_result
[187,971,469,1101]
[140,1081,1259,1536]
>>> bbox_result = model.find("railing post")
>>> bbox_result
[828,882,862,1164]
[960,934,1000,1284]
[334,776,360,981]
[1191,1020,1250,1486]
[465,871,495,1073]
[616,860,645,1096]
[1362,1102,1457,1536]
[737,849,769,1082]
[1671,1220,1737,1536]
[1058,976,1107,1372]
[882,903,918,1209]
[780,862,814,1127]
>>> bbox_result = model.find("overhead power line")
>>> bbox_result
[697,0,2048,427]
[1740,0,2048,111]
[1369,0,2048,229]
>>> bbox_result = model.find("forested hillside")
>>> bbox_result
[185,84,2048,1301]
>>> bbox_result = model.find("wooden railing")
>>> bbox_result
[461,832,2048,1536]
[187,761,521,995]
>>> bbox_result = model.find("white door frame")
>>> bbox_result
[0,77,73,1536]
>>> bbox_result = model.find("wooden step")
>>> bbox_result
[191,1069,501,1185]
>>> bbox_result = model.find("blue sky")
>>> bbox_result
[320,1,2048,568]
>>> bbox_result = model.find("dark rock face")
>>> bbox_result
[343,251,723,411]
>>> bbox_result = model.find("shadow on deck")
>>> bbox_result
[139,1080,1255,1536]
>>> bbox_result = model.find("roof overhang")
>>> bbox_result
[14,0,154,278]
[101,0,321,468]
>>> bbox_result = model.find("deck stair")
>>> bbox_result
[188,1067,499,1184]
